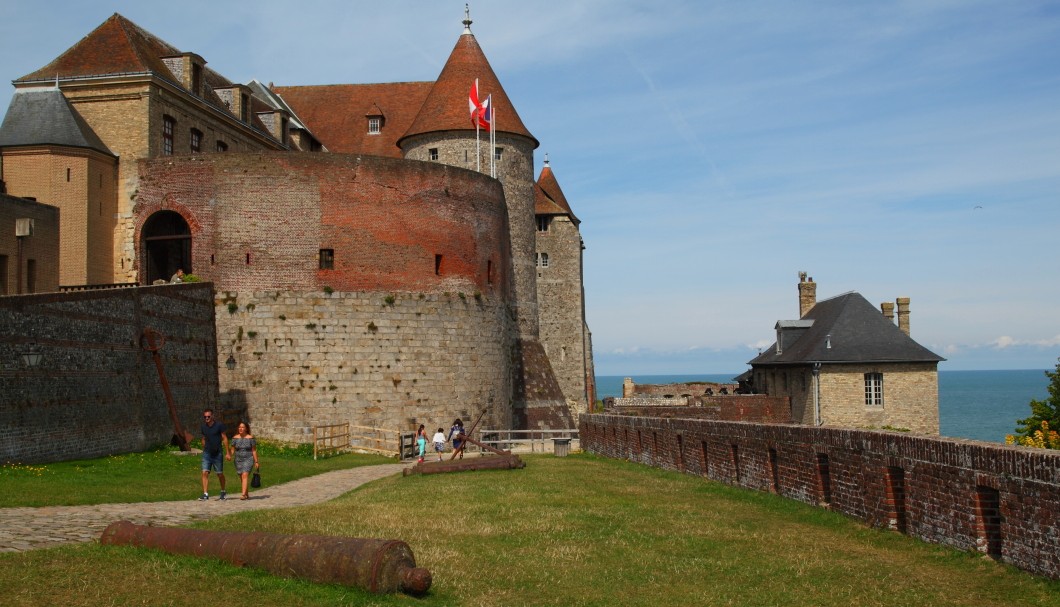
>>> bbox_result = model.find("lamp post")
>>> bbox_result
[225,354,236,371]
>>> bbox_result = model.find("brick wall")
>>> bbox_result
[0,283,218,463]
[609,395,790,422]
[0,194,60,295]
[580,413,1060,580]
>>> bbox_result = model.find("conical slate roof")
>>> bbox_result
[749,292,944,365]
[535,160,579,225]
[399,28,536,147]
[0,89,113,155]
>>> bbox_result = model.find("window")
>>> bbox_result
[537,252,549,268]
[319,249,334,270]
[26,259,36,294]
[494,147,503,161]
[537,216,550,232]
[240,94,249,122]
[368,117,381,134]
[435,254,443,275]
[216,140,228,152]
[428,148,439,161]
[190,128,202,153]
[865,372,884,406]
[162,115,175,155]
[0,254,7,295]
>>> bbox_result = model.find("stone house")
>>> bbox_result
[0,11,594,438]
[748,273,944,434]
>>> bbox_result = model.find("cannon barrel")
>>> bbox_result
[100,521,431,595]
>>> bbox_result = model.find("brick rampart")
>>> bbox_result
[0,283,218,463]
[609,395,791,422]
[580,413,1060,579]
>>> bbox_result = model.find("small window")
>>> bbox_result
[190,128,202,153]
[865,372,884,406]
[0,254,8,295]
[536,216,550,232]
[191,63,202,95]
[319,249,334,270]
[429,148,439,161]
[435,254,443,275]
[162,115,175,156]
[240,94,249,122]
[537,252,549,268]
[26,259,36,294]
[494,146,503,161]
[368,117,381,134]
[216,140,228,152]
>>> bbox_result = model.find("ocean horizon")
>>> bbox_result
[595,369,1050,445]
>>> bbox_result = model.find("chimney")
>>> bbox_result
[798,272,816,318]
[880,302,895,323]
[896,297,910,336]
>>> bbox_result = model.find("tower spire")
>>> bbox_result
[463,4,472,34]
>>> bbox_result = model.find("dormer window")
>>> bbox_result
[191,63,202,96]
[368,116,381,134]
[240,93,249,123]
[537,216,551,232]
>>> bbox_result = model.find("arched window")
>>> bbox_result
[141,210,191,284]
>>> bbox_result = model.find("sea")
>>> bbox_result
[595,369,1051,444]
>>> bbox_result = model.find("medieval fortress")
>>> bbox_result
[0,13,595,440]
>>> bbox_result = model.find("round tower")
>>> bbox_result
[397,10,572,428]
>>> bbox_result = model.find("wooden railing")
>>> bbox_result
[313,423,407,459]
[312,423,350,460]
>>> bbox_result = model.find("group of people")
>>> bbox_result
[415,419,466,463]
[199,408,259,501]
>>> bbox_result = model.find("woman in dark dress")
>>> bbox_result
[229,421,259,500]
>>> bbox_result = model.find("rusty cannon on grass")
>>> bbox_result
[100,521,431,595]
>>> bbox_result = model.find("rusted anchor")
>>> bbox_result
[141,328,193,451]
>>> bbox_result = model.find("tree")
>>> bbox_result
[1007,358,1060,449]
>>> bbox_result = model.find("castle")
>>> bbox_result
[0,12,594,439]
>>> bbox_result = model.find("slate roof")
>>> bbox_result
[535,162,580,225]
[0,89,113,155]
[399,30,536,147]
[273,82,433,157]
[749,292,944,366]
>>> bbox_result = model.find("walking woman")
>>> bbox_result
[229,421,259,500]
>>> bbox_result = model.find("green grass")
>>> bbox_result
[0,442,394,507]
[2,453,1059,606]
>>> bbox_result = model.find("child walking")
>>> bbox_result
[416,424,428,463]
[432,427,446,461]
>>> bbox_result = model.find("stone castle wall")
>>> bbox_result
[217,290,515,442]
[609,395,791,423]
[581,413,1060,580]
[0,283,218,463]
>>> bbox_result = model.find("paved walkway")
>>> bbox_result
[0,463,407,553]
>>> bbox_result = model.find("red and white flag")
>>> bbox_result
[469,79,483,127]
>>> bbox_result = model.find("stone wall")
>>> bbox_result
[217,290,516,442]
[0,283,218,463]
[580,413,1060,580]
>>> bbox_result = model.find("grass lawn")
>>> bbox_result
[1,453,1058,606]
[0,443,394,507]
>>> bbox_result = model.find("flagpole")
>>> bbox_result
[476,120,481,173]
[490,102,497,178]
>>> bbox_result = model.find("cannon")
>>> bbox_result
[100,521,431,595]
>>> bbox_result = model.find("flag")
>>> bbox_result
[478,95,492,132]
[469,79,483,126]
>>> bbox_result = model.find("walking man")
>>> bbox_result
[199,408,231,500]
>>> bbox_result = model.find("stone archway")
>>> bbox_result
[141,210,191,284]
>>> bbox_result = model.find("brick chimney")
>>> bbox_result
[798,272,817,318]
[881,301,895,323]
[896,297,910,336]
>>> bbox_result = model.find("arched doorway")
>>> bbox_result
[141,210,191,284]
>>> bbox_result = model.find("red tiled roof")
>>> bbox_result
[273,82,433,157]
[18,13,179,82]
[535,164,579,224]
[400,33,536,147]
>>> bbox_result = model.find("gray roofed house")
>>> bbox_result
[747,274,943,434]
[0,89,113,156]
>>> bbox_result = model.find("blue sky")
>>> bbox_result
[2,1,1059,375]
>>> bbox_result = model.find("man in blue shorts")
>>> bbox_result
[199,408,231,500]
